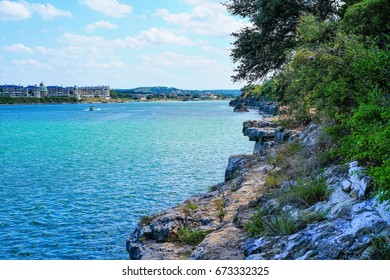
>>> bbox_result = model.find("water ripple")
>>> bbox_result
[0,101,259,259]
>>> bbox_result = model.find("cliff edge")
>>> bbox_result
[126,118,390,260]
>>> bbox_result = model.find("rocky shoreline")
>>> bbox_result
[126,107,390,260]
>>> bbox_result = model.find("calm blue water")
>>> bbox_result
[0,101,259,259]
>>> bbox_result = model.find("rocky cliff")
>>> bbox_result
[229,98,278,115]
[126,118,390,260]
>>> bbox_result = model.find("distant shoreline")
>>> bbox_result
[0,98,234,106]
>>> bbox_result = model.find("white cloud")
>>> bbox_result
[88,60,126,69]
[0,0,30,21]
[138,27,193,46]
[80,0,132,18]
[35,46,47,53]
[113,28,194,48]
[155,1,245,37]
[12,58,51,69]
[137,51,235,89]
[0,1,72,21]
[85,20,118,32]
[140,52,218,67]
[3,43,33,53]
[30,3,72,20]
[61,28,193,50]
[112,37,143,49]
[60,32,110,47]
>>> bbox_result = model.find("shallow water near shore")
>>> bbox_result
[0,101,259,259]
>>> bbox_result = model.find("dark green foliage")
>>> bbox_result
[299,211,327,227]
[278,177,330,208]
[140,215,154,226]
[369,236,390,260]
[177,227,206,245]
[228,0,389,202]
[186,202,198,211]
[265,175,278,188]
[240,79,280,101]
[214,198,226,222]
[341,0,390,45]
[339,93,390,201]
[224,0,338,83]
[282,141,303,156]
[109,90,118,99]
[0,96,79,104]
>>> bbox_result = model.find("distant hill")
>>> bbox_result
[114,87,241,97]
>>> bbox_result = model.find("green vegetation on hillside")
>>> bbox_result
[226,0,389,201]
[0,96,79,104]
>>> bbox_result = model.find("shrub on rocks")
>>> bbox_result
[278,176,330,208]
[178,227,207,246]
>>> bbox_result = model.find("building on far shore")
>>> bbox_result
[0,82,110,100]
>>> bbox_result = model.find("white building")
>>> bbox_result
[0,82,110,100]
[0,85,25,97]
[78,86,110,99]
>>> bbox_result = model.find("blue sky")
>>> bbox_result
[0,0,247,89]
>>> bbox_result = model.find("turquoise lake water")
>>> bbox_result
[0,101,259,259]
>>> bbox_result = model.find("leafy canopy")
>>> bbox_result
[224,0,339,83]
[227,0,390,201]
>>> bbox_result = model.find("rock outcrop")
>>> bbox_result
[229,98,278,115]
[244,162,389,260]
[233,103,249,112]
[242,119,301,155]
[126,119,390,260]
[127,155,267,260]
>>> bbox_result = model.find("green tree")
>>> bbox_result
[110,89,118,99]
[228,0,390,201]
[341,0,389,46]
[224,0,338,83]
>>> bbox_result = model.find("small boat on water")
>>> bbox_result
[89,106,96,111]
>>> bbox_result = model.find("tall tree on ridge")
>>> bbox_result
[224,0,339,83]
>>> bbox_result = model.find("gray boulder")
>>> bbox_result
[234,103,249,112]
[244,127,274,141]
[225,155,255,181]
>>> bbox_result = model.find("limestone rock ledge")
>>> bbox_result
[126,122,390,260]
[242,119,302,155]
[244,176,389,260]
[127,154,268,260]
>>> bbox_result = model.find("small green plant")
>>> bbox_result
[214,198,225,209]
[278,117,298,129]
[265,175,278,188]
[186,202,198,211]
[179,250,193,260]
[267,156,277,165]
[244,208,267,237]
[278,176,330,208]
[369,237,390,260]
[214,198,226,222]
[140,215,154,226]
[244,207,298,237]
[178,227,206,245]
[217,209,226,221]
[270,214,298,236]
[139,235,147,242]
[275,154,285,163]
[299,211,327,227]
[268,154,284,165]
[283,141,303,156]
